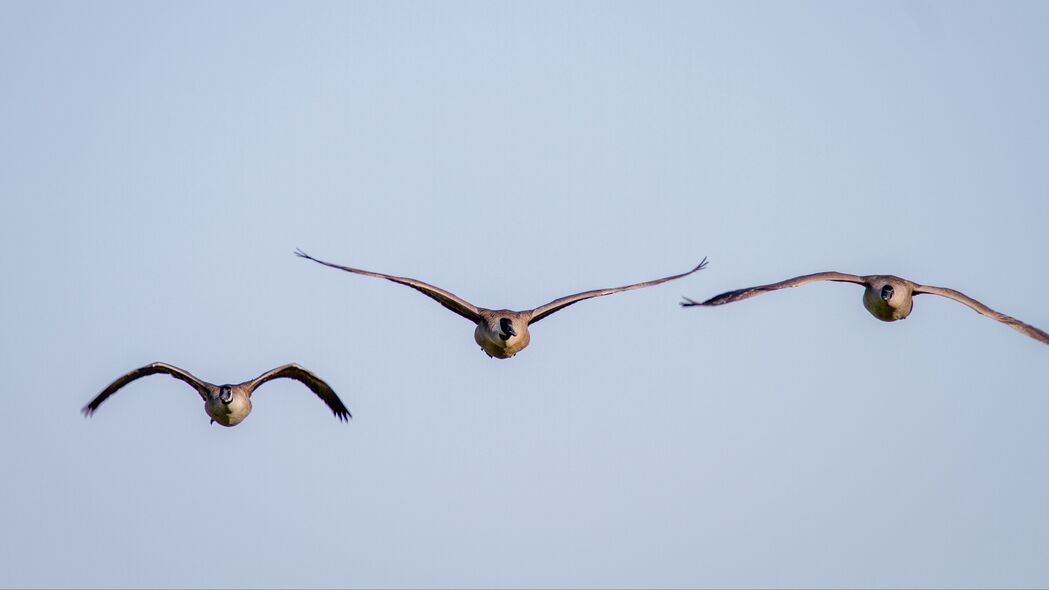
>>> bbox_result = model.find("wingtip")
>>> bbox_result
[693,257,709,273]
[293,248,309,259]
[680,295,720,307]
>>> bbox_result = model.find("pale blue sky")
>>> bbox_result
[2,1,1048,588]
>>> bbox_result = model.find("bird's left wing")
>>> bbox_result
[243,363,351,421]
[912,284,1049,346]
[529,258,708,324]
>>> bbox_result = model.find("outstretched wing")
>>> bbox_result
[682,271,867,307]
[82,362,209,417]
[529,258,708,325]
[244,363,351,421]
[912,284,1049,346]
[295,249,483,323]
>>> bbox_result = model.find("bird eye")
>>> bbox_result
[880,285,894,301]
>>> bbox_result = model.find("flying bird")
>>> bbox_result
[296,249,708,359]
[83,362,351,426]
[681,271,1049,345]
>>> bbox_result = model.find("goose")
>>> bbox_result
[82,362,351,426]
[296,249,708,359]
[681,271,1049,345]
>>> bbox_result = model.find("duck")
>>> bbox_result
[296,249,708,359]
[82,362,351,426]
[682,271,1049,345]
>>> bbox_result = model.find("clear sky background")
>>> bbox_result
[2,1,1047,588]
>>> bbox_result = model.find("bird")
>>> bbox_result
[681,271,1049,345]
[82,362,351,426]
[296,249,709,359]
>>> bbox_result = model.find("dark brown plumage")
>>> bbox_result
[83,362,350,426]
[683,271,1049,346]
[296,249,708,358]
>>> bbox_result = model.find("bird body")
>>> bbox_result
[83,362,350,426]
[474,312,531,359]
[204,385,253,426]
[683,270,1049,345]
[297,249,707,359]
[860,275,914,321]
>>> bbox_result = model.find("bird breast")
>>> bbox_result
[862,280,914,322]
[474,323,531,359]
[205,395,253,427]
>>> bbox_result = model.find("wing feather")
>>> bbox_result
[296,250,482,323]
[529,258,708,324]
[913,284,1049,346]
[244,364,351,421]
[682,271,867,307]
[82,362,209,417]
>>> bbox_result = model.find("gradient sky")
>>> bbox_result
[2,1,1048,588]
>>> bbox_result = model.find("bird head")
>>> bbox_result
[499,317,517,341]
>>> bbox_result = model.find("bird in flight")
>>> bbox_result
[83,362,351,426]
[682,271,1049,346]
[297,249,708,359]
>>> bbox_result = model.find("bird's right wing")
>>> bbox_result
[295,250,483,323]
[82,362,209,416]
[682,272,867,307]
